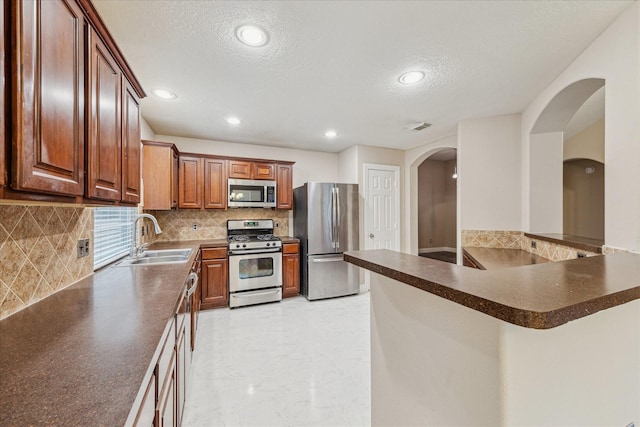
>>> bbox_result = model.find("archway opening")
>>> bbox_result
[417,148,457,264]
[529,78,605,244]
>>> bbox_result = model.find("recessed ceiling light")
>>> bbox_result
[226,117,241,125]
[151,88,177,99]
[236,24,269,47]
[324,130,337,138]
[398,71,425,85]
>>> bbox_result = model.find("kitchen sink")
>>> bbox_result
[142,248,193,258]
[114,248,193,267]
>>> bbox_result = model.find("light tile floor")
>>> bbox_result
[182,293,371,427]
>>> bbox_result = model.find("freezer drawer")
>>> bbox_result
[306,254,359,300]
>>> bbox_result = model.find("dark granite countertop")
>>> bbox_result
[0,241,201,426]
[464,247,550,270]
[345,249,640,329]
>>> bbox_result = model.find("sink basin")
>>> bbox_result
[115,248,193,267]
[142,248,193,258]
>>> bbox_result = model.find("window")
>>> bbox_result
[93,207,138,270]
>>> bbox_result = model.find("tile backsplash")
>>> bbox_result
[461,229,600,261]
[0,204,93,319]
[145,209,290,242]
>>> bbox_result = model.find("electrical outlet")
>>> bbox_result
[192,223,198,230]
[429,238,433,244]
[531,240,537,249]
[275,222,280,229]
[77,238,90,258]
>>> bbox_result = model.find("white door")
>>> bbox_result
[364,164,400,251]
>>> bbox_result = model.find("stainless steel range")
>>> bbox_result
[227,219,283,308]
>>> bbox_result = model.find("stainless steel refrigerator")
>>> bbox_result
[293,182,360,300]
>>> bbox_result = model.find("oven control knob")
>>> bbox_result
[266,243,270,247]
[242,244,246,248]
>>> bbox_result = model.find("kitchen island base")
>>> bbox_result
[370,272,640,426]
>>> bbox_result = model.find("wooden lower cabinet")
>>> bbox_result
[282,243,300,298]
[156,351,176,427]
[201,248,229,309]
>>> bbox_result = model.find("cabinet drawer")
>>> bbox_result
[283,243,299,254]
[201,247,227,260]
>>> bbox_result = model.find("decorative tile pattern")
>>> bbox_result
[461,230,524,249]
[0,204,94,319]
[462,230,600,262]
[602,245,629,255]
[145,209,290,242]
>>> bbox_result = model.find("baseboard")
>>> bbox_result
[419,247,456,254]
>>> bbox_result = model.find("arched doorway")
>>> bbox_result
[416,148,457,263]
[528,78,605,243]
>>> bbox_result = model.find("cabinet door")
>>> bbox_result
[204,158,227,209]
[178,155,203,209]
[201,258,228,309]
[282,244,300,298]
[176,318,186,427]
[254,162,275,180]
[132,373,156,427]
[228,160,252,179]
[156,351,176,427]
[276,164,293,209]
[86,27,122,201]
[11,0,85,196]
[171,149,179,208]
[121,79,141,203]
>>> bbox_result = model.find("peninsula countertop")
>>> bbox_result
[345,249,640,329]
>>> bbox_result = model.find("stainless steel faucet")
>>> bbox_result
[131,214,162,257]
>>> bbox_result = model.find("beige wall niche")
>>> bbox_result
[563,159,604,240]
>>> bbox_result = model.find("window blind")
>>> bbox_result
[93,207,137,270]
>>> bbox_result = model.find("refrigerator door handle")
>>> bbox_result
[335,187,340,250]
[331,187,337,249]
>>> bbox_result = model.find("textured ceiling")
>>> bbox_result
[93,0,632,153]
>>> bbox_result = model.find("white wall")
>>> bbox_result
[563,118,605,163]
[459,114,521,231]
[529,132,563,233]
[155,135,339,188]
[140,117,156,141]
[338,145,358,184]
[521,2,640,250]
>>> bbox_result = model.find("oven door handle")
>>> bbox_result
[228,248,282,255]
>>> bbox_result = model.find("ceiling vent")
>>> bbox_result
[411,122,432,131]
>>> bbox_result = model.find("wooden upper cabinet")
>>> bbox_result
[254,162,275,180]
[228,159,276,180]
[228,160,252,179]
[11,0,85,196]
[121,79,141,204]
[179,155,203,209]
[276,164,293,210]
[172,150,179,208]
[142,141,177,210]
[86,27,122,201]
[204,158,227,209]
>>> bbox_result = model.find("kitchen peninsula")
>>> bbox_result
[345,249,640,426]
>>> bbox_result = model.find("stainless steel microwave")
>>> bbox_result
[228,179,277,208]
